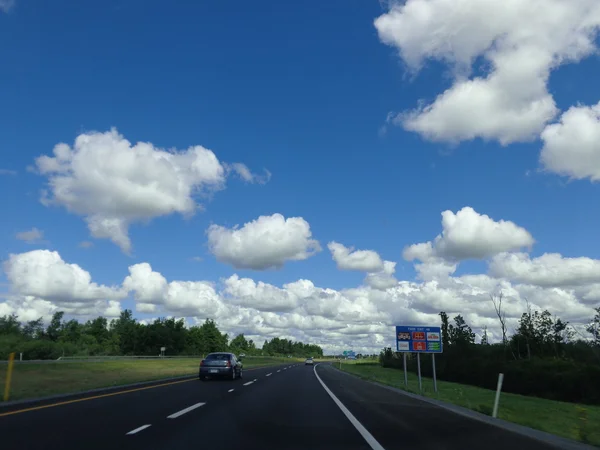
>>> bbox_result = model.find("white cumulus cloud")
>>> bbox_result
[328,241,384,272]
[35,128,264,254]
[3,250,125,303]
[489,252,600,288]
[207,213,321,270]
[2,250,124,319]
[540,101,600,181]
[3,215,600,354]
[375,0,600,145]
[222,274,299,312]
[364,261,399,290]
[123,262,221,316]
[403,207,534,263]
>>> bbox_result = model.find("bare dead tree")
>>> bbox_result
[490,292,508,345]
[490,291,517,360]
[524,297,532,360]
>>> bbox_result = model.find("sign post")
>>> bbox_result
[402,353,408,386]
[395,325,442,394]
[492,373,504,418]
[432,354,438,393]
[416,353,422,393]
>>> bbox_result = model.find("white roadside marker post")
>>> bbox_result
[492,373,504,418]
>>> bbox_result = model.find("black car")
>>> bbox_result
[199,352,243,381]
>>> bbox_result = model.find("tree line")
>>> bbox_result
[380,304,600,405]
[0,309,323,360]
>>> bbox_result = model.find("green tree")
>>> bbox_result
[110,310,138,354]
[230,334,249,353]
[0,314,22,336]
[481,326,489,345]
[439,311,450,349]
[46,311,65,342]
[198,319,228,353]
[587,307,600,346]
[84,317,110,344]
[449,315,475,347]
[60,319,83,344]
[22,318,44,339]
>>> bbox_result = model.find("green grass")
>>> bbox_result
[338,361,600,447]
[0,357,290,402]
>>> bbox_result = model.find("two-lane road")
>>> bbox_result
[0,362,579,449]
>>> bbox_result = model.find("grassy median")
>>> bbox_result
[338,360,600,447]
[0,357,292,403]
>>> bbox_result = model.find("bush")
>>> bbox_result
[380,343,600,405]
[0,335,26,360]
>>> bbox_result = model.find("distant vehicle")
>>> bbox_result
[239,353,246,358]
[305,357,314,365]
[199,352,243,381]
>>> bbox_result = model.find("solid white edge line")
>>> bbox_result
[167,402,206,419]
[126,424,151,435]
[313,364,386,450]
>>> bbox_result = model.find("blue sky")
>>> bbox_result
[1,0,599,351]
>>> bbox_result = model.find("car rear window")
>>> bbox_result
[206,354,230,360]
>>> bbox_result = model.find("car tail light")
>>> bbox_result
[200,360,205,366]
[226,360,231,368]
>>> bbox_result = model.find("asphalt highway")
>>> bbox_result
[0,362,576,450]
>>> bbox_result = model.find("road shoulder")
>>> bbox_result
[325,364,595,450]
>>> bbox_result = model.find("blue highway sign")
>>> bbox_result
[396,326,443,353]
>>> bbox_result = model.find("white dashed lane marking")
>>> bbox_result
[167,402,206,419]
[243,381,254,386]
[126,425,151,435]
[266,373,272,377]
[228,389,235,392]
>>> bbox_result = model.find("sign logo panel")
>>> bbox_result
[397,341,410,351]
[413,342,426,351]
[397,332,411,340]
[427,332,440,341]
